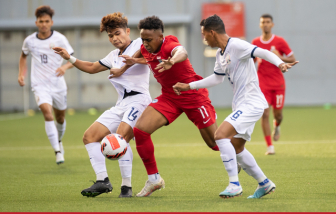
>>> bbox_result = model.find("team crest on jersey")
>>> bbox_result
[222,54,231,65]
[49,43,55,49]
[157,56,162,63]
[152,99,158,103]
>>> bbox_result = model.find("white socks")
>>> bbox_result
[148,173,161,183]
[85,143,108,181]
[118,143,133,187]
[236,148,267,183]
[56,120,66,141]
[45,121,60,152]
[216,139,239,184]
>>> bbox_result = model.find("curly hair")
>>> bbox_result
[200,14,226,34]
[35,5,54,19]
[100,12,128,32]
[138,16,164,33]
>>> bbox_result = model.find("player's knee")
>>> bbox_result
[44,113,54,121]
[55,115,65,124]
[82,131,93,145]
[274,113,283,121]
[214,130,226,141]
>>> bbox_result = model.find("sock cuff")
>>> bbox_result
[133,127,150,136]
[85,142,101,151]
[211,145,219,151]
[56,120,66,127]
[215,138,231,145]
[45,121,55,125]
[236,148,246,158]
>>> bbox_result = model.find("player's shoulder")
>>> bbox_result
[52,30,68,40]
[164,35,179,43]
[229,37,252,48]
[131,37,143,49]
[251,36,260,44]
[273,35,287,42]
[24,32,37,42]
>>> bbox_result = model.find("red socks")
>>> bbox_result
[211,145,219,151]
[133,127,158,175]
[265,135,273,146]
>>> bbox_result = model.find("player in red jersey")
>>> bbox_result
[113,16,218,197]
[252,14,296,155]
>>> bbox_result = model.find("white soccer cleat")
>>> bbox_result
[56,152,64,165]
[59,141,64,155]
[247,179,276,199]
[219,183,243,198]
[272,120,281,141]
[265,145,275,155]
[136,177,165,197]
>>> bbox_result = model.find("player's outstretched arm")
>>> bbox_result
[155,46,188,72]
[18,52,28,86]
[253,48,299,73]
[53,47,107,74]
[173,74,225,95]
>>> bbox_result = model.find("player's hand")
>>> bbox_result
[279,61,299,73]
[155,57,175,72]
[53,47,70,60]
[173,82,191,95]
[18,75,25,86]
[56,67,66,77]
[109,68,123,79]
[119,55,136,65]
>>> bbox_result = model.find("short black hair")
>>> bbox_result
[138,16,164,33]
[261,14,273,21]
[35,5,54,19]
[200,14,225,34]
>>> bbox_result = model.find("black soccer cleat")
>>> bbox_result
[81,177,113,197]
[119,186,133,198]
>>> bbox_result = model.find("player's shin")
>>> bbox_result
[85,142,108,181]
[118,143,133,187]
[56,120,66,141]
[45,121,60,152]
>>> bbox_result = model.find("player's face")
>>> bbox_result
[259,17,274,34]
[35,14,53,34]
[140,29,163,53]
[107,28,131,50]
[201,26,216,48]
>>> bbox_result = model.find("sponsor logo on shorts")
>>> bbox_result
[152,99,158,103]
[203,118,211,124]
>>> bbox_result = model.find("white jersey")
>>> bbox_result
[22,30,74,92]
[214,38,268,111]
[99,38,151,106]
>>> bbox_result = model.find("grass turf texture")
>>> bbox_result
[0,107,335,212]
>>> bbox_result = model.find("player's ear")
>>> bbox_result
[51,19,54,26]
[126,28,130,35]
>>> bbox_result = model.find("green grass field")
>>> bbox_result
[0,107,335,212]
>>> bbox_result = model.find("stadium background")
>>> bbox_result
[0,0,335,112]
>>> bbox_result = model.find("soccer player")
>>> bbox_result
[173,15,298,198]
[18,6,74,165]
[252,14,296,155]
[53,12,151,198]
[115,16,219,197]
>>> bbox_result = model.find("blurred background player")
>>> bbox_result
[54,12,151,197]
[18,5,74,165]
[252,14,296,155]
[116,16,219,197]
[173,15,298,198]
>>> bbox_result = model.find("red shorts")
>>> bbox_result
[149,93,216,129]
[261,88,286,109]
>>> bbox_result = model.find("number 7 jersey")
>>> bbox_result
[22,30,74,92]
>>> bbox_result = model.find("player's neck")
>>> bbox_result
[261,32,273,41]
[119,39,132,54]
[217,34,230,52]
[37,30,52,40]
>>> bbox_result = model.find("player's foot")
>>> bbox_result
[237,163,242,174]
[265,145,275,155]
[247,179,276,199]
[219,183,243,198]
[81,177,113,197]
[59,141,64,155]
[136,177,165,197]
[55,151,64,165]
[119,186,133,198]
[272,120,281,141]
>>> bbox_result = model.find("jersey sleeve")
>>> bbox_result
[61,36,74,55]
[279,38,293,57]
[164,36,183,56]
[22,37,30,55]
[235,39,258,60]
[99,51,113,69]
[214,50,225,75]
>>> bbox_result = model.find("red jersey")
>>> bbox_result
[141,35,208,100]
[252,34,293,90]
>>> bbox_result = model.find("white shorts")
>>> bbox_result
[33,89,67,110]
[96,102,148,134]
[224,104,264,141]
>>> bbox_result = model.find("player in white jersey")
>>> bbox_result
[173,15,298,199]
[18,6,74,165]
[54,12,151,198]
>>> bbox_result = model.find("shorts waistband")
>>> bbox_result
[123,89,142,99]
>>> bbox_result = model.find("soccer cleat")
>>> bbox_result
[265,145,275,155]
[55,151,64,165]
[81,177,113,197]
[272,120,281,141]
[136,177,165,197]
[59,141,64,155]
[247,179,276,199]
[119,186,133,198]
[219,183,243,198]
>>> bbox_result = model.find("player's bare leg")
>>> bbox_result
[215,121,242,198]
[40,103,63,164]
[261,107,275,155]
[133,106,167,197]
[272,108,282,141]
[199,123,219,150]
[54,107,66,155]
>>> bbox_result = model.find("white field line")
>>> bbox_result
[0,140,335,151]
[0,113,28,122]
